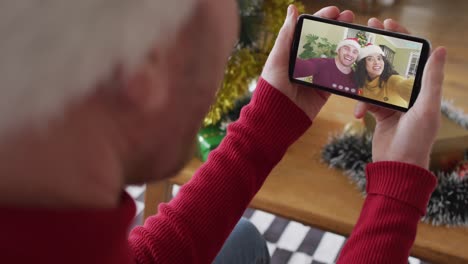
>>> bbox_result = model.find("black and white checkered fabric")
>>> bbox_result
[126,185,428,264]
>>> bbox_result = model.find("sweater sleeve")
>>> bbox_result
[388,75,414,102]
[337,161,437,264]
[128,78,312,264]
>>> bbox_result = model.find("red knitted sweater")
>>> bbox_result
[0,78,436,264]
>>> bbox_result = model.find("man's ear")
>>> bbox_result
[121,49,169,112]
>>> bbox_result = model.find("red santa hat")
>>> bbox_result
[336,38,361,52]
[358,43,385,61]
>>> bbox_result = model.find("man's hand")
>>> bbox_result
[354,18,447,169]
[261,5,354,120]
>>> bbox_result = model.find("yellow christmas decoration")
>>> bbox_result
[343,120,367,136]
[203,0,305,126]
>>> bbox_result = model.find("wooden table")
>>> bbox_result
[144,96,468,264]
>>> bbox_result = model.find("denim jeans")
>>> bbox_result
[213,218,270,264]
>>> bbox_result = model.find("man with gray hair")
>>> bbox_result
[0,1,446,264]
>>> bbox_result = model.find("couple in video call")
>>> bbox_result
[294,37,413,108]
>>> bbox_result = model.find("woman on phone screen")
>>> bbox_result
[355,44,413,108]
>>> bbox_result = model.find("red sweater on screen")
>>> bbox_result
[293,58,358,93]
[0,78,436,264]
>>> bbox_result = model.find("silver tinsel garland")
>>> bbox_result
[322,101,468,226]
[442,100,468,130]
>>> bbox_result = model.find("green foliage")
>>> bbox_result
[299,34,337,59]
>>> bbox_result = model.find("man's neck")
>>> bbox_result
[0,103,124,209]
[334,58,352,74]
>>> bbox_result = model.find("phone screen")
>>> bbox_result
[289,15,430,111]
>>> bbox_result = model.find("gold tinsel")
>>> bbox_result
[203,0,305,126]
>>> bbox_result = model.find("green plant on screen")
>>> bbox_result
[299,34,337,59]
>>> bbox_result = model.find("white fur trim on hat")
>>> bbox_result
[357,44,385,61]
[0,0,196,136]
[336,38,361,52]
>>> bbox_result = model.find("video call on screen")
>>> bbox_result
[293,19,424,109]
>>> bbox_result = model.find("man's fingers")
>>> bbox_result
[368,17,384,29]
[336,10,355,23]
[313,6,341,19]
[368,17,411,34]
[314,7,354,22]
[383,19,411,34]
[354,101,397,122]
[417,47,447,110]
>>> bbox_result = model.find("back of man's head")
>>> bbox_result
[0,0,195,136]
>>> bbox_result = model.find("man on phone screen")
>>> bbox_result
[293,38,360,94]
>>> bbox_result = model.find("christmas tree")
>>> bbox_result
[203,0,304,126]
[356,31,368,47]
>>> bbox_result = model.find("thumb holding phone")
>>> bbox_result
[261,5,354,121]
[354,18,447,169]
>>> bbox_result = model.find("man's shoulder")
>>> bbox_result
[315,57,334,64]
[301,57,333,64]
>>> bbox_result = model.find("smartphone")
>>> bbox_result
[289,14,431,112]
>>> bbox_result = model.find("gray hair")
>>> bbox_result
[0,0,195,135]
